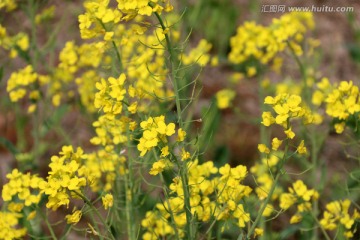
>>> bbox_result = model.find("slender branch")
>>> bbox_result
[150,4,194,239]
[151,5,183,127]
[37,208,58,240]
[246,173,281,239]
[310,211,331,240]
[73,191,115,240]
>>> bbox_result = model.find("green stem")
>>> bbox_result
[124,111,136,240]
[111,40,124,73]
[310,132,319,240]
[246,125,290,239]
[29,0,39,69]
[180,162,194,239]
[152,6,183,127]
[159,173,181,239]
[151,5,194,239]
[38,209,58,240]
[97,19,123,73]
[286,41,309,104]
[257,74,267,240]
[246,173,281,239]
[310,211,331,240]
[73,191,115,240]
[124,170,135,240]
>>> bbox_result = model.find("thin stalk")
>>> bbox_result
[28,0,39,69]
[246,173,281,239]
[310,132,319,240]
[73,191,115,240]
[37,209,58,240]
[87,210,104,240]
[288,40,322,240]
[257,75,267,240]
[28,0,42,170]
[125,111,136,240]
[286,41,309,103]
[152,7,183,127]
[111,40,123,73]
[159,173,181,239]
[246,124,290,239]
[151,5,194,239]
[180,162,195,239]
[98,19,123,73]
[310,211,331,240]
[124,171,136,240]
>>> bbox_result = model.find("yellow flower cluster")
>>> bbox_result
[117,0,173,18]
[312,79,360,133]
[279,180,318,224]
[0,24,29,58]
[142,161,253,239]
[50,41,104,107]
[38,146,87,210]
[6,65,39,103]
[228,12,314,65]
[79,0,122,39]
[216,89,236,109]
[94,73,127,115]
[2,169,42,207]
[35,5,56,25]
[0,169,43,239]
[250,154,282,205]
[81,147,127,191]
[0,212,26,240]
[262,93,314,141]
[319,199,360,239]
[91,114,134,147]
[79,0,172,40]
[5,40,105,112]
[137,115,176,156]
[215,164,252,227]
[180,39,212,67]
[0,0,17,11]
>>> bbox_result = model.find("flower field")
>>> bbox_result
[0,0,360,239]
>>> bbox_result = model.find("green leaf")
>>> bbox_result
[0,137,19,156]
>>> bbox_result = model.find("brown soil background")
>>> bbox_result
[0,0,360,238]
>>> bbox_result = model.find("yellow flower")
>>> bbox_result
[334,122,345,134]
[65,209,82,224]
[254,228,264,237]
[181,148,191,161]
[181,39,212,67]
[284,128,295,139]
[216,89,236,109]
[127,102,138,114]
[233,204,250,228]
[104,31,114,41]
[27,211,37,220]
[149,160,167,176]
[160,146,169,157]
[271,137,282,150]
[261,112,275,126]
[262,204,273,217]
[258,144,270,154]
[177,128,186,142]
[290,214,302,224]
[297,140,307,154]
[102,194,114,210]
[279,193,297,210]
[246,66,257,77]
